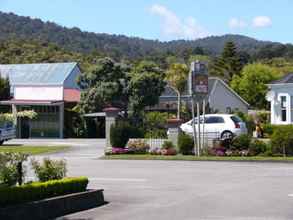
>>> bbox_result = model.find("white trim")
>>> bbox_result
[277,93,291,124]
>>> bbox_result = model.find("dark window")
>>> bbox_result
[281,96,287,108]
[205,116,224,124]
[230,116,243,123]
[280,96,287,122]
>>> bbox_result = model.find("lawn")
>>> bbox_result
[0,145,70,155]
[102,154,293,162]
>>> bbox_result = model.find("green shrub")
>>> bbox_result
[271,125,293,156]
[31,158,67,182]
[110,121,143,148]
[249,140,267,156]
[143,112,168,138]
[162,141,175,150]
[262,124,279,138]
[0,177,88,207]
[0,153,28,186]
[230,134,251,150]
[178,133,194,155]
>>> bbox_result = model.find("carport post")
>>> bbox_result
[103,107,120,154]
[167,118,183,149]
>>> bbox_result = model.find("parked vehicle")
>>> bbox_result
[0,121,16,145]
[180,114,247,140]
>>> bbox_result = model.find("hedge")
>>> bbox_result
[0,177,88,207]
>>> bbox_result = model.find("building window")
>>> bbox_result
[281,96,287,122]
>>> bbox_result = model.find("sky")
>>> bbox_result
[0,0,292,43]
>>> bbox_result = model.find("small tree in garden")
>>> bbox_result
[166,63,189,119]
[31,158,67,182]
[0,152,28,186]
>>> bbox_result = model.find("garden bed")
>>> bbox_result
[0,177,105,220]
[0,189,105,220]
[102,154,293,162]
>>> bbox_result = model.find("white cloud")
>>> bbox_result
[149,4,209,40]
[228,18,247,29]
[252,16,272,28]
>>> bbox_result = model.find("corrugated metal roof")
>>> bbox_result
[0,62,78,86]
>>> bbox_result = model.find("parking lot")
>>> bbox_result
[7,139,293,220]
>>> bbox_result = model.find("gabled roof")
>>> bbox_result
[160,77,249,107]
[161,78,217,97]
[269,73,293,84]
[0,62,78,86]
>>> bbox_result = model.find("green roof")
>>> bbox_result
[0,62,78,86]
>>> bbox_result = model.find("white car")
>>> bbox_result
[0,121,16,145]
[180,114,247,140]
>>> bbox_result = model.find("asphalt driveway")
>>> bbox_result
[6,139,293,220]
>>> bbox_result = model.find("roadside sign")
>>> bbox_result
[189,61,209,98]
[188,61,209,157]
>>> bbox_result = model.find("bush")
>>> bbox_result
[110,121,143,148]
[31,158,67,182]
[0,177,88,207]
[178,133,194,155]
[0,153,28,186]
[271,125,293,156]
[143,112,168,138]
[230,134,251,150]
[127,139,150,154]
[249,140,267,156]
[160,141,177,155]
[162,141,175,150]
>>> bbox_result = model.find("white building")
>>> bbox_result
[267,74,293,125]
[0,63,81,138]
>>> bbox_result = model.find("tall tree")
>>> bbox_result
[128,61,166,119]
[77,58,166,120]
[230,63,279,109]
[166,63,189,119]
[77,57,129,114]
[211,41,243,82]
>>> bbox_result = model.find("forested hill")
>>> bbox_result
[0,11,285,60]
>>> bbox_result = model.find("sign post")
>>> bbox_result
[188,61,209,156]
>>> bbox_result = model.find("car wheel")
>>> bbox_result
[0,140,4,146]
[221,131,233,140]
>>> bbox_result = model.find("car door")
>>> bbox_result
[204,116,225,139]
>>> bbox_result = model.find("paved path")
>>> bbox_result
[6,139,293,219]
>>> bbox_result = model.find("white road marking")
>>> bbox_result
[88,177,147,182]
[288,194,293,197]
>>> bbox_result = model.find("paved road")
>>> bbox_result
[6,139,293,220]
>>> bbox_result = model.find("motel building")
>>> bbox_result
[0,63,81,138]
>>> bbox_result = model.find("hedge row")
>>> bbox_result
[0,177,88,207]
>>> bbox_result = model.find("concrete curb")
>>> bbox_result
[0,189,106,220]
